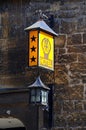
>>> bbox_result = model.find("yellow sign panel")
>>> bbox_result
[29,30,38,66]
[39,31,54,70]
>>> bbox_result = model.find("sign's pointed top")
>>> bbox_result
[24,20,58,36]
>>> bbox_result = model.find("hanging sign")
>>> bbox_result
[39,31,54,70]
[25,20,58,71]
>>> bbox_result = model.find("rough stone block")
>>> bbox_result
[63,100,74,112]
[70,63,86,74]
[54,114,66,127]
[74,101,83,111]
[67,112,86,127]
[83,33,86,44]
[55,35,66,48]
[55,65,68,85]
[84,101,86,110]
[60,19,76,34]
[78,54,86,63]
[58,8,80,18]
[77,16,86,32]
[54,84,70,100]
[69,85,84,100]
[68,45,86,53]
[67,34,82,45]
[58,54,77,64]
[53,101,62,114]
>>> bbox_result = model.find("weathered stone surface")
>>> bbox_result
[60,19,77,34]
[55,65,68,85]
[55,35,66,48]
[58,54,77,64]
[84,101,86,110]
[74,101,83,111]
[67,34,82,45]
[77,16,86,32]
[54,112,86,128]
[78,54,86,63]
[52,0,85,129]
[0,0,86,130]
[83,33,86,44]
[70,63,86,74]
[58,9,80,18]
[69,85,83,100]
[59,48,66,55]
[63,100,74,112]
[67,45,86,53]
[54,84,70,100]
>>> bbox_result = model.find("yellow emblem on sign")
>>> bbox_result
[39,31,54,70]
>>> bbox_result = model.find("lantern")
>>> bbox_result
[28,76,50,106]
[24,20,57,71]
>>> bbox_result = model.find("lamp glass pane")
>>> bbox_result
[36,89,40,102]
[31,89,35,102]
[41,91,48,105]
[31,96,35,102]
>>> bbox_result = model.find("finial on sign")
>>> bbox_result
[35,10,48,20]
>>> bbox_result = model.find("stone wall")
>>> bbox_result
[54,0,86,130]
[0,0,86,130]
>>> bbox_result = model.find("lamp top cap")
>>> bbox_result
[24,20,58,36]
[28,76,50,90]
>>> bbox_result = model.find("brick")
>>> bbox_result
[77,16,86,32]
[63,100,74,112]
[58,8,80,18]
[84,101,86,110]
[69,85,84,100]
[55,35,66,48]
[78,54,86,63]
[68,45,86,53]
[2,12,9,38]
[53,101,62,114]
[60,19,76,34]
[70,63,86,74]
[67,34,82,45]
[82,76,86,83]
[83,33,86,43]
[55,72,68,85]
[60,1,79,10]
[0,14,2,38]
[55,65,68,85]
[67,112,86,127]
[55,65,68,73]
[69,72,82,84]
[54,84,70,100]
[0,28,2,38]
[54,114,66,127]
[58,54,77,64]
[74,101,83,111]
